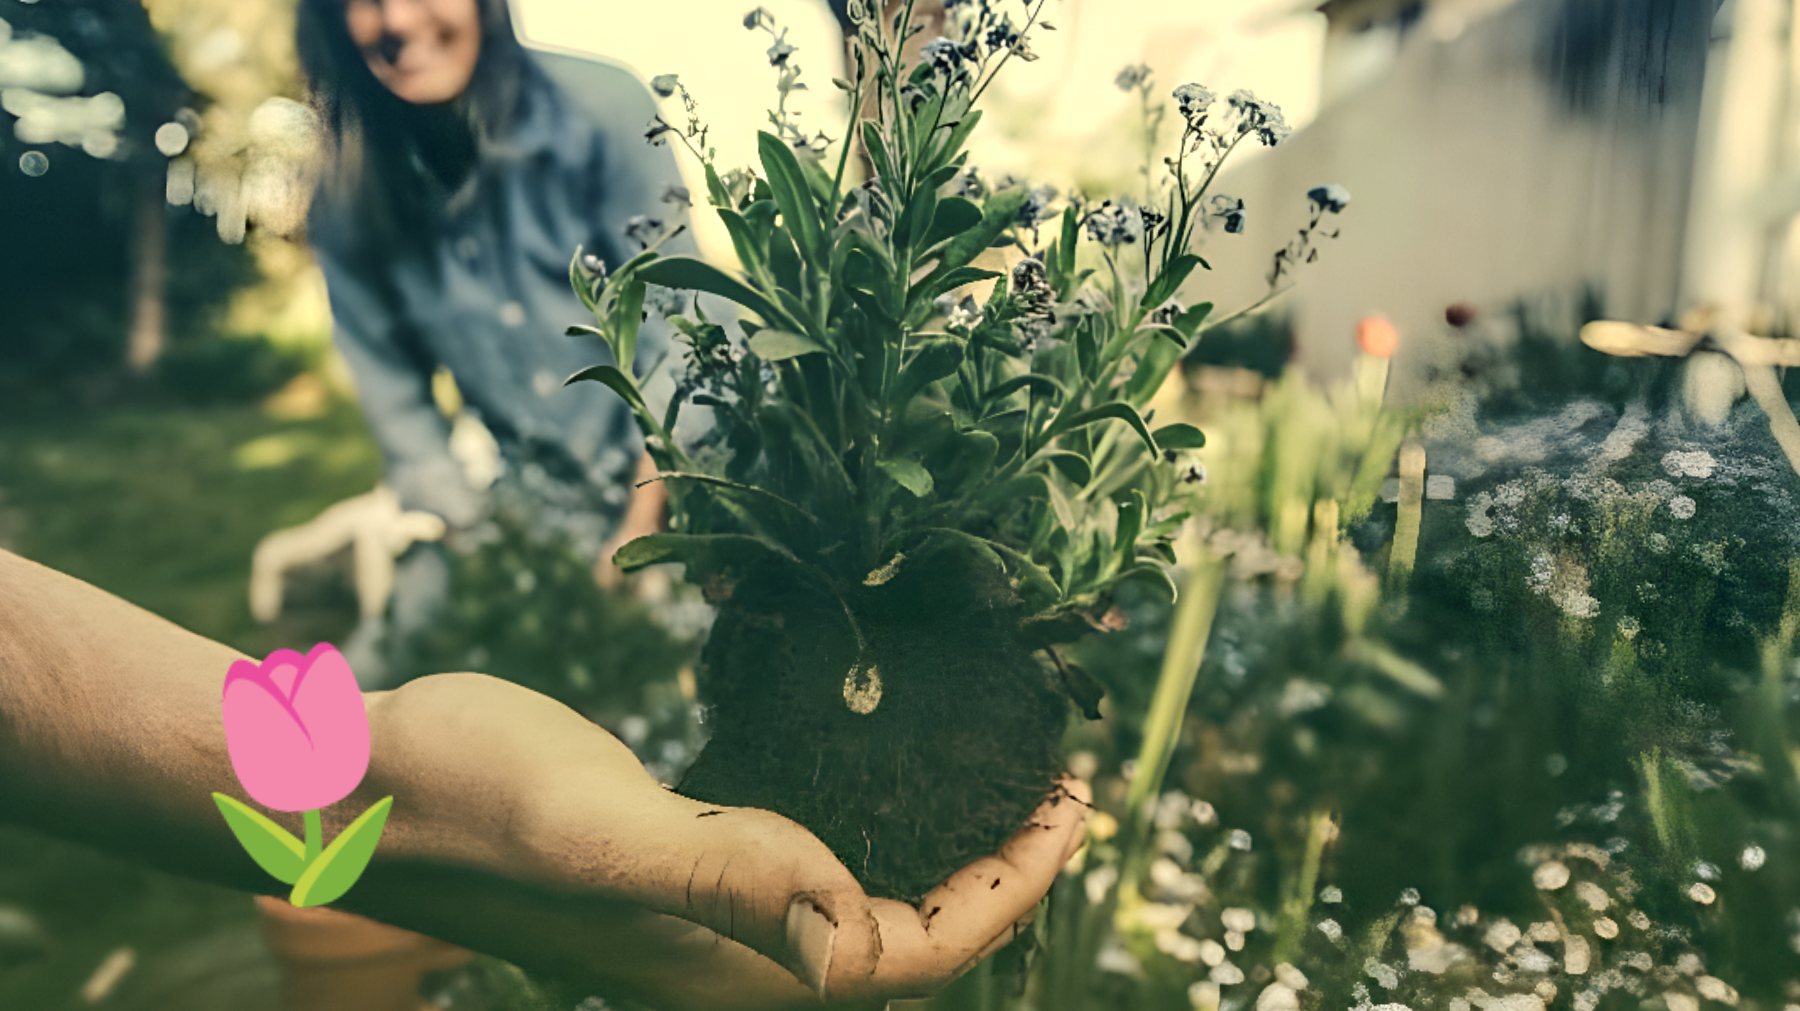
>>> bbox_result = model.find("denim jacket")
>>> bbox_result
[307,47,694,542]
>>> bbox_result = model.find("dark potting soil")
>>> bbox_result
[675,553,1074,903]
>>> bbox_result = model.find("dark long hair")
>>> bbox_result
[296,0,529,265]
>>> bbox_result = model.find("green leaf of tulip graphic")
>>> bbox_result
[213,793,307,885]
[288,796,394,908]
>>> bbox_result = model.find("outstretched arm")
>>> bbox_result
[0,549,1088,1010]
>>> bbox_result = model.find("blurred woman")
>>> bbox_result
[295,0,692,678]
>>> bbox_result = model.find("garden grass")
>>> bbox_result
[0,394,381,1010]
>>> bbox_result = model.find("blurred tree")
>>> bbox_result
[0,0,259,393]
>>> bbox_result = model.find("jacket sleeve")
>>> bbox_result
[314,246,485,529]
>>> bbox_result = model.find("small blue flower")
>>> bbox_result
[1227,89,1291,146]
[1308,184,1351,214]
[1116,64,1152,93]
[1173,83,1216,125]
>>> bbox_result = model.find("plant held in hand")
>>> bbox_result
[565,0,1347,902]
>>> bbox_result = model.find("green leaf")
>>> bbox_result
[570,248,597,313]
[1040,449,1091,487]
[861,121,897,191]
[647,472,821,527]
[564,365,649,416]
[910,267,1004,317]
[611,276,647,372]
[289,797,393,908]
[929,110,984,178]
[1174,302,1214,341]
[613,532,799,574]
[1116,562,1179,603]
[1053,656,1108,721]
[913,528,1061,611]
[703,163,734,207]
[935,428,1001,497]
[929,187,1030,281]
[1116,490,1148,569]
[896,180,940,257]
[638,257,795,334]
[878,457,935,497]
[1125,334,1185,407]
[758,132,825,267]
[892,337,965,407]
[1058,206,1079,280]
[716,208,769,276]
[1152,423,1207,450]
[213,794,307,886]
[1141,254,1205,313]
[920,197,983,254]
[1047,403,1159,456]
[985,373,1068,404]
[1040,473,1076,530]
[749,330,828,361]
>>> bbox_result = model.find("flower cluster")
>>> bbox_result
[742,7,828,154]
[643,74,713,165]
[1116,62,1153,94]
[1173,83,1216,126]
[1084,200,1143,247]
[1226,88,1290,146]
[1268,183,1350,285]
[1208,195,1246,234]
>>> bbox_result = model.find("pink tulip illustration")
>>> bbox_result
[214,644,393,908]
[222,644,370,812]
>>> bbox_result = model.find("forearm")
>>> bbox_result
[0,549,821,1008]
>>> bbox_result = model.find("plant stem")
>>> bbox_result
[968,0,1050,108]
[303,809,323,864]
[1123,540,1226,854]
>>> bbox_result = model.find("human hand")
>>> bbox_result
[347,673,1090,1011]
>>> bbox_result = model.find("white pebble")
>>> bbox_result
[1534,861,1571,890]
[1564,934,1591,975]
[1740,845,1766,872]
[1687,882,1717,905]
[1484,920,1522,952]
[1198,939,1226,967]
[1575,881,1610,911]
[1695,977,1738,1005]
[1221,907,1256,932]
[1210,962,1245,985]
[1274,963,1308,990]
[1594,917,1619,939]
[1256,983,1300,1011]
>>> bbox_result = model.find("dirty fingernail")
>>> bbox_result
[786,897,836,998]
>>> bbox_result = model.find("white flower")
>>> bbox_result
[1173,83,1216,124]
[1227,89,1290,145]
[1669,495,1697,519]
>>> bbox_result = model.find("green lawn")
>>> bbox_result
[0,395,384,1011]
